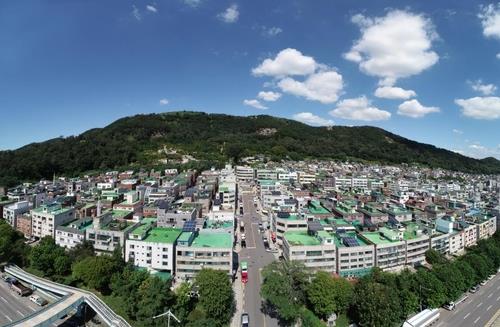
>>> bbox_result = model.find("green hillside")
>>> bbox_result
[0,111,499,186]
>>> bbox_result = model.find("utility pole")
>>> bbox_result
[152,309,180,327]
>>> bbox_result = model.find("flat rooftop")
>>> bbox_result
[144,227,182,244]
[284,231,321,246]
[362,232,394,245]
[190,232,232,248]
[334,231,369,248]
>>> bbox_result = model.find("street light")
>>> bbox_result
[152,309,180,327]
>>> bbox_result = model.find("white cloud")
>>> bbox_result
[455,96,500,120]
[257,91,281,102]
[278,70,343,104]
[374,86,417,99]
[329,96,391,121]
[252,48,317,77]
[344,10,438,86]
[468,79,497,95]
[466,143,500,159]
[146,5,158,13]
[479,3,500,39]
[292,112,334,126]
[218,4,239,23]
[243,99,268,110]
[397,99,439,118]
[262,26,283,37]
[182,0,202,8]
[132,5,142,21]
[452,129,463,135]
[159,98,169,105]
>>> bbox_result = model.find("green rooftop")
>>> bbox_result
[308,201,331,214]
[190,232,232,248]
[32,204,72,216]
[284,231,321,246]
[112,210,132,219]
[361,231,394,245]
[144,227,182,244]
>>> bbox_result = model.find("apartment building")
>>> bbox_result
[3,201,31,227]
[271,212,309,245]
[31,203,75,239]
[335,232,375,278]
[361,228,407,272]
[86,211,138,255]
[55,217,93,249]
[175,231,233,281]
[126,224,182,274]
[235,166,254,183]
[283,230,336,273]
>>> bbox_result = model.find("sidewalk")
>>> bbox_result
[231,274,245,327]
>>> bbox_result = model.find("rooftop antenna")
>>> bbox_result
[152,309,180,327]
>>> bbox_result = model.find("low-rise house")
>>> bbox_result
[55,217,93,249]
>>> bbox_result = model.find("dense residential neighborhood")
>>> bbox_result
[0,158,499,326]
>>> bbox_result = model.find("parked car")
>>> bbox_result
[29,295,48,306]
[480,280,488,286]
[241,313,249,327]
[488,274,495,280]
[469,285,480,293]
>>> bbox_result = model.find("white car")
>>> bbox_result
[30,295,48,306]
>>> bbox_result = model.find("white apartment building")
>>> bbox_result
[31,203,75,239]
[298,172,316,185]
[271,212,309,245]
[3,201,31,227]
[235,166,254,183]
[283,230,336,273]
[175,231,233,281]
[55,217,93,249]
[126,225,182,274]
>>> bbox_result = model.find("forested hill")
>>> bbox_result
[0,111,499,186]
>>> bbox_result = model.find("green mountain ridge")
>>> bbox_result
[0,111,499,186]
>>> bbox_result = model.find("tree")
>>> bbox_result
[54,255,72,276]
[350,279,401,327]
[72,255,120,293]
[261,261,309,323]
[110,265,150,320]
[425,249,447,265]
[68,241,95,262]
[463,254,491,283]
[414,270,447,309]
[301,308,325,327]
[173,282,196,324]
[0,221,29,264]
[433,264,466,302]
[194,269,234,326]
[29,236,69,276]
[136,277,175,326]
[306,271,352,319]
[399,289,419,319]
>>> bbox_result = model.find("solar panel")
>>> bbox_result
[343,237,359,247]
[182,220,197,232]
[277,212,290,218]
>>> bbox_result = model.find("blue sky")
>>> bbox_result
[1,1,499,159]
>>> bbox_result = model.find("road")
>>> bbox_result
[438,273,500,327]
[239,184,280,327]
[0,278,40,325]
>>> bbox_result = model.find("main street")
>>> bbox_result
[438,273,500,327]
[238,184,279,327]
[0,278,40,325]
